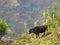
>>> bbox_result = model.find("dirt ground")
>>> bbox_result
[0,40,13,45]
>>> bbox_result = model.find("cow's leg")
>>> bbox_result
[36,33,39,38]
[42,32,45,37]
[44,32,45,35]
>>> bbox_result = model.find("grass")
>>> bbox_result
[11,28,60,45]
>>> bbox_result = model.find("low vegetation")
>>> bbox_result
[0,18,7,40]
[11,1,60,45]
[1,0,60,45]
[11,28,60,45]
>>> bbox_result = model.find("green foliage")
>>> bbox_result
[43,1,60,28]
[6,28,13,35]
[11,1,60,45]
[34,20,39,27]
[11,28,60,45]
[24,21,27,29]
[0,18,7,39]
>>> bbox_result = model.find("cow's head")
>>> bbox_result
[29,29,33,34]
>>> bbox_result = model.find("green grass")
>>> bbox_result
[11,28,60,45]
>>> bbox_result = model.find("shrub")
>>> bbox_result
[0,18,7,40]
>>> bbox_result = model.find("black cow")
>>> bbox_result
[29,25,48,38]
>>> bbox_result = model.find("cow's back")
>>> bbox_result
[37,25,47,33]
